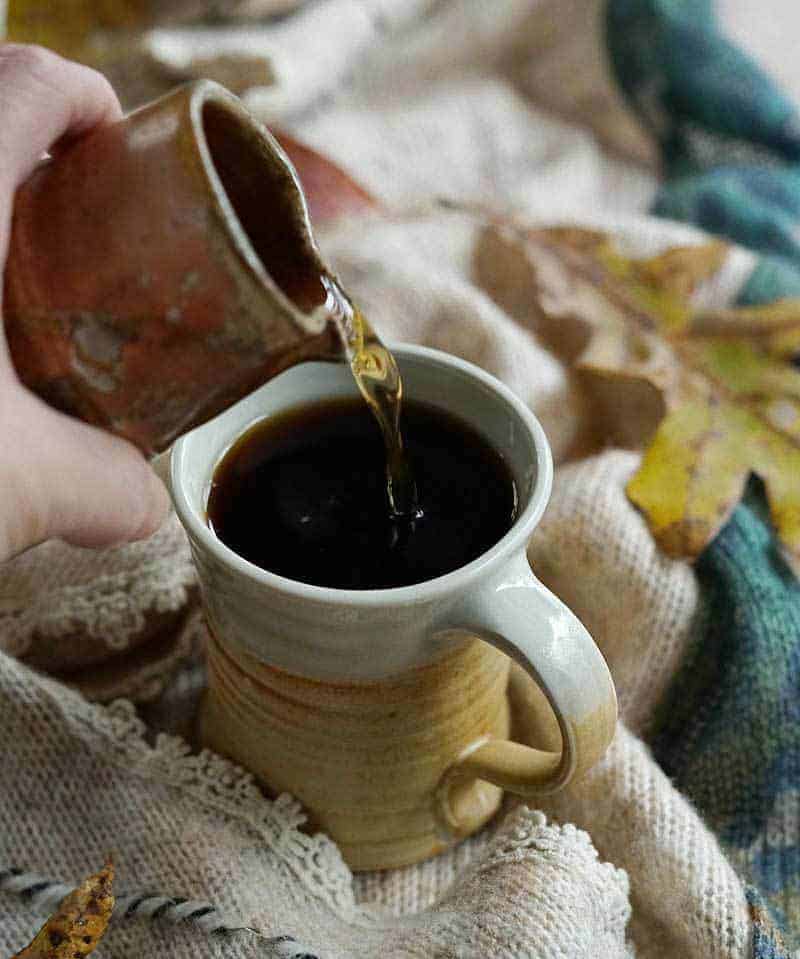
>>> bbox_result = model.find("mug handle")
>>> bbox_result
[435,552,617,838]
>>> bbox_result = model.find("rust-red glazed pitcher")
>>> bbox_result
[4,80,343,456]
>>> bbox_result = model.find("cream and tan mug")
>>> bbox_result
[159,344,617,870]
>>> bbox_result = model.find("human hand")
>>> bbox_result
[0,44,170,561]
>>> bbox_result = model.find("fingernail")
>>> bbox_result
[132,465,172,542]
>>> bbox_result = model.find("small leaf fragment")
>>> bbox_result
[271,130,378,226]
[626,401,751,557]
[12,860,114,959]
[630,241,729,301]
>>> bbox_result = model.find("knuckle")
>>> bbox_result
[0,42,59,80]
[0,43,111,99]
[86,68,117,105]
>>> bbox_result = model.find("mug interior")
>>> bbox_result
[172,345,551,598]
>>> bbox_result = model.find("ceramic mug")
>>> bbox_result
[159,344,617,870]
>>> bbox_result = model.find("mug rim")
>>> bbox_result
[170,343,554,607]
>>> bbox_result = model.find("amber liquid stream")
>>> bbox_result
[320,275,419,519]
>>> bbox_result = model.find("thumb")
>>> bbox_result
[0,390,171,557]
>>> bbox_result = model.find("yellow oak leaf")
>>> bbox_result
[11,860,114,959]
[473,221,800,570]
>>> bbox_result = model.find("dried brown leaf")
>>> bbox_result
[473,220,800,568]
[12,860,114,959]
[271,130,379,226]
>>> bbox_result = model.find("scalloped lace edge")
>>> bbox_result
[476,805,630,895]
[0,554,196,657]
[90,698,368,922]
[67,695,626,927]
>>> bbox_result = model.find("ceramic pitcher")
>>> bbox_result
[3,79,345,456]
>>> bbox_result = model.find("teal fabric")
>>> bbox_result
[605,3,800,955]
[650,482,800,952]
[749,885,792,959]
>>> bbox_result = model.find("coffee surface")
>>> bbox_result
[207,398,517,589]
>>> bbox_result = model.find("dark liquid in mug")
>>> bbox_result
[207,398,517,590]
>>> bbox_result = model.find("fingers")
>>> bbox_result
[0,43,122,184]
[0,389,171,559]
[0,44,126,423]
[0,45,157,561]
[0,44,122,269]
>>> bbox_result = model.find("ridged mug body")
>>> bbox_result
[201,631,509,870]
